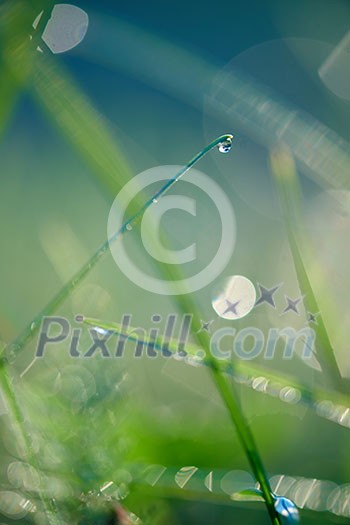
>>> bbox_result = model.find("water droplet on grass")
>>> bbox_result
[217,136,233,153]
[7,462,41,492]
[144,464,166,486]
[0,491,35,518]
[220,470,254,496]
[279,386,301,404]
[185,354,204,367]
[175,466,198,488]
[204,471,213,492]
[274,496,300,523]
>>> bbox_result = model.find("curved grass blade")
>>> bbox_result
[5,131,280,522]
[3,134,232,359]
[2,50,277,522]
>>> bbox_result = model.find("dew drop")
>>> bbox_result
[99,480,117,498]
[175,466,198,488]
[115,482,130,500]
[0,490,35,518]
[217,136,233,153]
[204,471,213,492]
[93,326,109,336]
[279,386,301,404]
[185,353,204,367]
[144,464,166,486]
[7,461,41,492]
[274,496,300,524]
[126,224,133,231]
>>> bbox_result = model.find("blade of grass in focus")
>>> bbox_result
[4,134,232,356]
[270,146,348,395]
[0,3,344,523]
[2,125,281,522]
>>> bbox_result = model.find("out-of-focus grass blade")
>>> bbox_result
[13,55,280,520]
[0,4,64,523]
[86,312,281,524]
[0,1,57,132]
[270,147,348,395]
[77,11,350,193]
[83,316,350,429]
[0,1,36,135]
[30,52,132,196]
[127,465,350,522]
[4,34,280,519]
[4,135,231,357]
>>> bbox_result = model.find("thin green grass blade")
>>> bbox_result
[161,326,279,524]
[3,134,231,357]
[4,130,280,523]
[270,147,348,395]
[83,316,350,430]
[127,464,350,522]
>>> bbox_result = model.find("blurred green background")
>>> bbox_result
[0,0,349,523]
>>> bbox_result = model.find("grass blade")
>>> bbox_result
[82,315,350,430]
[5,132,281,523]
[270,147,348,395]
[30,53,132,196]
[3,134,232,357]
